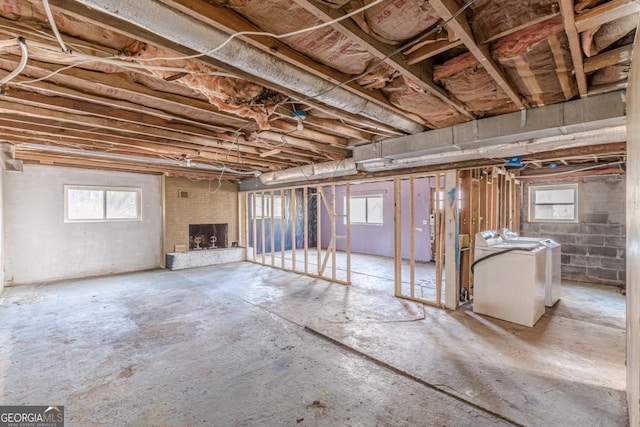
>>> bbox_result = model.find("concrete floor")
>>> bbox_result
[0,261,626,426]
[261,249,444,301]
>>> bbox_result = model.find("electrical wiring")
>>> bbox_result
[295,0,478,104]
[258,0,477,137]
[0,37,28,85]
[19,39,245,77]
[25,0,478,182]
[16,58,97,85]
[518,161,625,179]
[121,0,387,63]
[42,0,69,53]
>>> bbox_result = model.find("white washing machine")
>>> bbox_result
[472,231,547,327]
[500,229,561,307]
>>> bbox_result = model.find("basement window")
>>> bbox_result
[65,186,141,222]
[346,195,383,225]
[529,184,578,222]
[253,194,282,219]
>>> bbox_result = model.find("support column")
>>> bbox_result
[444,170,459,309]
[626,21,640,427]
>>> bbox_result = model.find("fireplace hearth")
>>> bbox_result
[189,223,228,250]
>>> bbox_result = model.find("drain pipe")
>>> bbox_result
[63,0,425,135]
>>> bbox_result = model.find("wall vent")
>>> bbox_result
[179,190,188,198]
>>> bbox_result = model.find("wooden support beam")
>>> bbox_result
[444,169,459,310]
[575,0,640,33]
[405,39,464,65]
[0,98,334,169]
[394,178,402,297]
[292,0,474,120]
[317,186,322,277]
[251,193,258,262]
[584,44,634,73]
[559,0,588,97]
[345,183,351,284]
[429,0,527,110]
[409,177,416,299]
[0,56,246,128]
[289,188,298,271]
[331,184,337,281]
[156,0,427,126]
[435,173,443,306]
[481,13,561,44]
[15,148,239,179]
[304,187,309,274]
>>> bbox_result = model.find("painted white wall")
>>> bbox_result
[626,26,640,427]
[4,165,162,285]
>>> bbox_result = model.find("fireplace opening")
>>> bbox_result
[189,223,228,250]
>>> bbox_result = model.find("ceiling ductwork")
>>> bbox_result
[353,91,626,164]
[63,0,425,135]
[240,91,626,188]
[257,158,357,186]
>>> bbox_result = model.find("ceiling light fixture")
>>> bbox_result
[291,110,307,131]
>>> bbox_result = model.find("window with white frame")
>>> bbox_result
[529,184,578,222]
[253,194,282,219]
[345,194,383,225]
[65,186,141,222]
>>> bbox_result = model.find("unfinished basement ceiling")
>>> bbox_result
[0,0,636,180]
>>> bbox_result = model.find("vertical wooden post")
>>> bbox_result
[514,179,522,233]
[470,175,480,295]
[317,186,322,276]
[394,178,402,296]
[346,182,351,284]
[331,184,337,280]
[291,188,296,271]
[459,170,472,299]
[435,173,443,306]
[479,172,487,233]
[625,30,640,425]
[270,191,275,266]
[409,177,416,298]
[160,175,166,268]
[250,193,257,261]
[304,187,309,274]
[444,170,459,310]
[261,191,266,265]
[241,192,247,249]
[280,190,285,268]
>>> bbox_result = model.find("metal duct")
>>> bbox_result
[63,0,425,134]
[354,91,627,163]
[258,158,357,185]
[359,126,628,172]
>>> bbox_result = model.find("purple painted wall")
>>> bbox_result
[320,178,432,261]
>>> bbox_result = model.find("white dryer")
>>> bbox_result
[472,231,547,327]
[500,229,561,307]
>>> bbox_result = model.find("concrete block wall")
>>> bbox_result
[164,177,239,255]
[521,175,625,286]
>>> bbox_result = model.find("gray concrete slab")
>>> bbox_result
[0,262,626,426]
